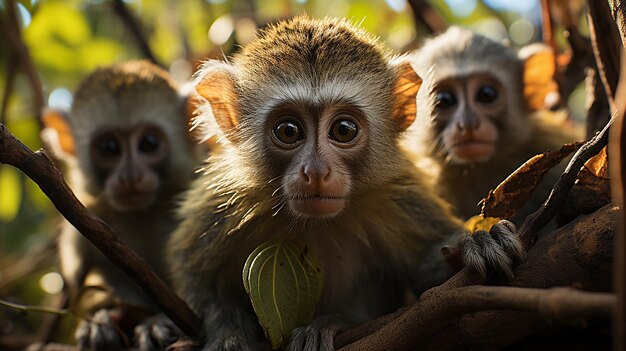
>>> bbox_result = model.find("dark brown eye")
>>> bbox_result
[96,136,121,158]
[273,121,304,145]
[476,85,498,104]
[139,133,160,153]
[329,120,358,143]
[435,90,457,109]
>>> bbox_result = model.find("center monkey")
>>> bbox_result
[168,16,523,351]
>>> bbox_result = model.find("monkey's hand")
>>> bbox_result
[75,308,128,351]
[459,219,526,280]
[285,314,348,351]
[135,314,182,351]
[201,331,256,351]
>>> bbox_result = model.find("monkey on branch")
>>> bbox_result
[41,61,204,350]
[405,27,580,221]
[161,16,526,351]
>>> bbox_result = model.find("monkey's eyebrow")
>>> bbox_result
[261,96,364,117]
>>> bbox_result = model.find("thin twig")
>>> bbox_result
[517,116,612,244]
[0,299,68,316]
[35,292,69,345]
[110,0,161,66]
[0,0,46,128]
[0,237,57,293]
[0,124,201,336]
[406,0,447,35]
[0,56,17,126]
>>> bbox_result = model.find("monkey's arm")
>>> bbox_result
[169,255,262,351]
[58,223,87,299]
[167,194,264,351]
[397,178,525,296]
[411,220,526,298]
[58,225,127,350]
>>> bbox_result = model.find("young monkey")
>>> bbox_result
[168,16,524,351]
[408,27,578,220]
[42,61,202,350]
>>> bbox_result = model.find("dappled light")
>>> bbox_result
[1,0,624,350]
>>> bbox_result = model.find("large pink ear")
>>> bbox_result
[392,62,422,131]
[41,108,75,156]
[195,65,239,137]
[522,47,558,111]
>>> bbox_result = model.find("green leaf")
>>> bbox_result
[0,166,22,222]
[243,240,323,349]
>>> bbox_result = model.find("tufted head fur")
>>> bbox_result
[193,16,421,206]
[410,26,555,163]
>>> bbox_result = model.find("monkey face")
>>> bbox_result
[429,74,506,163]
[89,123,170,211]
[264,104,368,219]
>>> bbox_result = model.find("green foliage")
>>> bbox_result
[0,166,22,222]
[243,240,323,349]
[24,1,123,74]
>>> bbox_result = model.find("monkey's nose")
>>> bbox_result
[456,119,480,131]
[300,162,332,187]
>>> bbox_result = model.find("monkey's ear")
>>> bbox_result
[392,61,422,131]
[41,108,76,157]
[195,65,239,137]
[521,46,558,111]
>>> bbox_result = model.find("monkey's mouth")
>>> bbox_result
[111,191,156,211]
[289,195,346,218]
[451,140,495,161]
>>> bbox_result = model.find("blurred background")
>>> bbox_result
[0,0,587,346]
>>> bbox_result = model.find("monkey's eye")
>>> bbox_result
[96,137,121,158]
[138,133,160,153]
[435,91,457,109]
[476,85,498,104]
[329,120,358,143]
[273,121,304,145]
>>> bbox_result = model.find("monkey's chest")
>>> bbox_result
[310,238,403,322]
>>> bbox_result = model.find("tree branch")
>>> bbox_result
[336,204,617,350]
[0,0,46,128]
[110,0,161,66]
[0,298,67,316]
[587,0,622,104]
[608,5,626,346]
[338,286,613,351]
[406,0,447,35]
[0,56,17,126]
[517,116,612,244]
[0,123,200,336]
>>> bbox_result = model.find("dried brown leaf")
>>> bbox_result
[582,146,609,179]
[481,142,584,218]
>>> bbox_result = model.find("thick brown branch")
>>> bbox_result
[609,32,626,351]
[338,286,613,351]
[588,0,622,103]
[0,124,200,336]
[337,205,617,350]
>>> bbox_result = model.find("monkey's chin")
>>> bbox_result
[110,192,156,212]
[289,197,346,218]
[451,142,495,163]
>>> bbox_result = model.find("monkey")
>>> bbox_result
[41,60,203,350]
[166,16,525,351]
[406,27,580,220]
